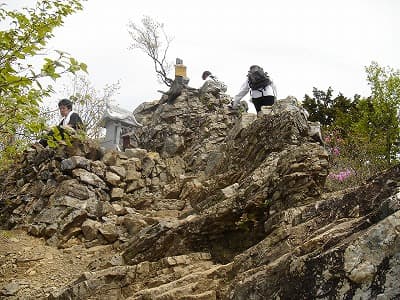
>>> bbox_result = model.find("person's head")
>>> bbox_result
[58,98,73,117]
[202,71,212,80]
[249,65,261,72]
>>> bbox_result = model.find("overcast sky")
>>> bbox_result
[7,0,400,112]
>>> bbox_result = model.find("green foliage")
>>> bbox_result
[302,87,360,128]
[0,0,86,165]
[305,62,400,192]
[323,129,388,192]
[303,87,335,125]
[361,62,400,163]
[0,230,13,240]
[42,125,86,149]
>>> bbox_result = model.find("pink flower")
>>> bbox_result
[328,169,353,181]
[332,147,340,156]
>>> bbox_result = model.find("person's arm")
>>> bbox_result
[232,80,250,108]
[271,80,277,99]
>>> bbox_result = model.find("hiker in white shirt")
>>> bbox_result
[230,65,277,113]
[38,99,84,147]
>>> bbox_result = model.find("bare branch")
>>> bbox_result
[128,16,174,87]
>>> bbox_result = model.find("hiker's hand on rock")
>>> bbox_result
[228,103,238,110]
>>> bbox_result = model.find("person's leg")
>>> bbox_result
[252,98,262,113]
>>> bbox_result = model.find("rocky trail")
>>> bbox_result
[0,229,118,299]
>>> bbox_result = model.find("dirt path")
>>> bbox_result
[0,230,117,299]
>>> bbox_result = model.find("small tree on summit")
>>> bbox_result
[128,16,174,87]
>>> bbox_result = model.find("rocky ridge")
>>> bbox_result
[0,86,399,299]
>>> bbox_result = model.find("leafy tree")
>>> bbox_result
[303,88,379,191]
[59,75,120,139]
[360,61,400,163]
[330,93,361,136]
[303,87,335,126]
[128,16,174,87]
[307,63,400,192]
[303,87,357,130]
[0,0,87,163]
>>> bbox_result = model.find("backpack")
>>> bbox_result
[247,66,271,90]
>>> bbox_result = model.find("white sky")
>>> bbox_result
[5,0,400,112]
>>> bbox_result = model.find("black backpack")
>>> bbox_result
[247,66,271,90]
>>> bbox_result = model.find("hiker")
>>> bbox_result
[200,70,227,94]
[229,65,277,114]
[57,98,84,130]
[38,98,84,147]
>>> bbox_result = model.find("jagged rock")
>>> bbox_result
[124,148,148,160]
[59,209,87,234]
[104,171,121,186]
[111,203,127,216]
[125,169,141,181]
[0,280,29,296]
[1,90,400,299]
[54,179,90,200]
[109,165,126,178]
[50,195,88,210]
[34,206,67,224]
[72,168,107,189]
[90,160,106,177]
[221,183,239,198]
[60,156,91,171]
[126,179,145,193]
[98,222,119,243]
[111,187,124,199]
[122,214,148,235]
[81,219,101,241]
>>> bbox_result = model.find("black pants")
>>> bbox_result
[252,95,275,112]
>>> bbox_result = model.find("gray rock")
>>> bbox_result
[61,156,91,171]
[72,168,107,189]
[98,223,119,243]
[81,219,101,241]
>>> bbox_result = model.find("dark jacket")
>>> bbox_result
[59,112,84,130]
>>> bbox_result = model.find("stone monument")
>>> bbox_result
[100,101,142,151]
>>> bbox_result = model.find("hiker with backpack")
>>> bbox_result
[229,65,277,114]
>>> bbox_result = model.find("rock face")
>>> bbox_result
[1,88,399,299]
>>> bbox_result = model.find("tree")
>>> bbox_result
[304,63,400,192]
[128,16,174,87]
[302,87,356,129]
[330,93,361,136]
[359,61,400,163]
[303,87,335,125]
[59,75,120,139]
[0,0,87,163]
